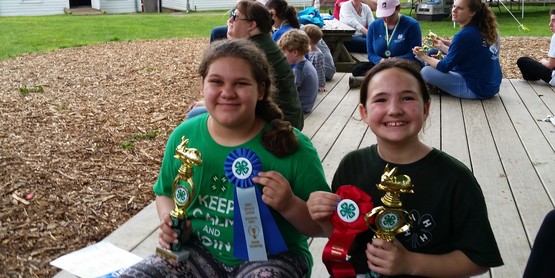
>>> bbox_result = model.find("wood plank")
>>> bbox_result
[321,110,368,183]
[310,72,345,111]
[130,230,159,258]
[310,87,360,164]
[351,52,369,63]
[421,94,441,149]
[439,95,471,167]
[461,97,528,277]
[502,80,555,229]
[308,237,329,277]
[302,73,351,139]
[53,201,159,277]
[103,201,159,251]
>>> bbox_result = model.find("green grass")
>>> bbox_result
[0,5,552,61]
[403,4,552,37]
[0,11,228,61]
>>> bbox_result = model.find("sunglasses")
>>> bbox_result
[230,9,250,22]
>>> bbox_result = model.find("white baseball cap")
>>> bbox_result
[376,0,401,17]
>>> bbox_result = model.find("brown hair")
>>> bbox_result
[277,29,310,55]
[236,0,274,34]
[359,59,430,107]
[199,39,299,157]
[266,0,301,29]
[303,24,323,44]
[469,0,499,45]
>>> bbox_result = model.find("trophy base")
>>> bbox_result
[156,246,190,262]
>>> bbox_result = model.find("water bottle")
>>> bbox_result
[314,0,320,9]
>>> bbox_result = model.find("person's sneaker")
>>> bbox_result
[349,76,364,89]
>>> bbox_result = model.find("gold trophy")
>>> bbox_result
[421,30,445,60]
[156,136,202,262]
[365,164,414,241]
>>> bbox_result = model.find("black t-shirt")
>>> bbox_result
[331,145,504,277]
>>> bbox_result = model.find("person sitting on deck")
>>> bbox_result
[266,0,301,42]
[333,0,377,20]
[278,29,320,114]
[303,24,329,91]
[120,39,329,278]
[517,8,555,86]
[339,0,375,53]
[307,59,504,277]
[349,0,422,88]
[413,0,501,100]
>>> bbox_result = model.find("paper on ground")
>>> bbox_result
[50,241,143,278]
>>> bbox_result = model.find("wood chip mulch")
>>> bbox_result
[0,36,548,277]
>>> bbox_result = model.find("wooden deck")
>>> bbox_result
[55,75,555,277]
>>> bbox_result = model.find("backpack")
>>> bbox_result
[297,7,324,28]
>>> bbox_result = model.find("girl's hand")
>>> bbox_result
[158,212,192,249]
[307,191,340,222]
[254,171,293,213]
[319,87,327,92]
[366,238,411,276]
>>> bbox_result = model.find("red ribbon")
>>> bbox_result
[323,185,374,278]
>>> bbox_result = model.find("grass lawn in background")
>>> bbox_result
[0,4,552,61]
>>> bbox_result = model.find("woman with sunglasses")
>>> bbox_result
[226,0,304,130]
[209,0,268,42]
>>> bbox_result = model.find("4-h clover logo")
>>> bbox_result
[378,211,400,231]
[233,158,252,180]
[336,199,359,223]
[402,209,435,248]
[174,187,189,206]
[210,175,228,194]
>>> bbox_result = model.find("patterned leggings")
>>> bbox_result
[120,242,308,278]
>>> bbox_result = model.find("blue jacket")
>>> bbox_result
[436,24,501,98]
[366,15,422,65]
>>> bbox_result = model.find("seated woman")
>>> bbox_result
[517,8,555,86]
[333,0,377,20]
[209,0,269,42]
[413,0,501,100]
[339,0,374,53]
[121,38,329,278]
[266,0,301,42]
[349,0,422,88]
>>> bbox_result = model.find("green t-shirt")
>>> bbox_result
[332,145,504,276]
[153,114,329,268]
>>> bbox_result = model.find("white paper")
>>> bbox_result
[50,241,143,278]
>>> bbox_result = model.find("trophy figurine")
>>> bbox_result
[156,136,202,262]
[365,164,414,242]
[421,30,445,60]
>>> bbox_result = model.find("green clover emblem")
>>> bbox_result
[383,214,396,226]
[380,212,400,230]
[339,202,356,219]
[174,187,189,205]
[234,160,249,176]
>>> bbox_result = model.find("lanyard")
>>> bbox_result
[384,14,402,49]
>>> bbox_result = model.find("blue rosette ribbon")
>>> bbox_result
[224,148,288,261]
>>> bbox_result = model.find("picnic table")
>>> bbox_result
[321,18,357,72]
